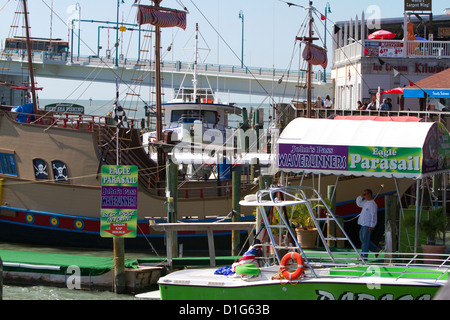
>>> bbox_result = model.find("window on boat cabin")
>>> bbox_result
[0,152,17,176]
[51,160,68,182]
[170,110,218,124]
[33,158,49,180]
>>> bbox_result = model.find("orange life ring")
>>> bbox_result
[280,252,304,280]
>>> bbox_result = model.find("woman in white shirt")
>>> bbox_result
[324,95,332,109]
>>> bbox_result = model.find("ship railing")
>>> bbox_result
[7,109,139,131]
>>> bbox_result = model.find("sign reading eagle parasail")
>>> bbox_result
[100,165,138,238]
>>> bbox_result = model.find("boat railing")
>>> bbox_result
[250,244,449,281]
[241,186,450,280]
[241,186,365,278]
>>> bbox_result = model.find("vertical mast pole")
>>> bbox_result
[193,23,198,101]
[154,0,164,174]
[306,1,313,118]
[22,0,37,113]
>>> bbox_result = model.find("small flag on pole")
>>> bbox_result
[320,14,326,20]
[393,68,400,77]
[113,103,129,128]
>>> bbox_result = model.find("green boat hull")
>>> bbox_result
[159,280,440,300]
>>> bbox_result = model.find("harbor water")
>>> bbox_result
[0,242,158,300]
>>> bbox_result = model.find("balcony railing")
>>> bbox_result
[334,39,450,65]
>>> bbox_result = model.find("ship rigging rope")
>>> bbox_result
[175,4,315,188]
[38,0,151,108]
[188,0,278,108]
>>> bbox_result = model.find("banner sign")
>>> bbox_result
[347,146,421,174]
[404,0,432,11]
[101,165,138,238]
[277,143,423,175]
[364,41,404,58]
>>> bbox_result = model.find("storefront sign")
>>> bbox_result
[439,27,450,37]
[100,165,138,238]
[404,0,432,12]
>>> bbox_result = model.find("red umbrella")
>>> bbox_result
[367,30,396,39]
[382,87,403,94]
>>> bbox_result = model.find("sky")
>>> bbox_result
[0,0,448,102]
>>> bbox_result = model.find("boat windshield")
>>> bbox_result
[171,110,217,124]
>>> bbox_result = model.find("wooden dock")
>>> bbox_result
[0,250,163,294]
[0,249,247,294]
[150,222,256,268]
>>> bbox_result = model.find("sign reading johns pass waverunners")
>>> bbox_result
[277,143,422,176]
[100,165,138,238]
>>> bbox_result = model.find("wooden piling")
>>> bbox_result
[232,165,241,256]
[113,237,125,293]
[259,175,273,191]
[166,159,178,259]
[250,157,260,182]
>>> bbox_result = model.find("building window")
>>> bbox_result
[33,158,49,180]
[0,153,17,176]
[51,160,68,182]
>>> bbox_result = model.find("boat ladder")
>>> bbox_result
[242,186,366,277]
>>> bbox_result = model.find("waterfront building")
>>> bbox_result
[331,10,450,111]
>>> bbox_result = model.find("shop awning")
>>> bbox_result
[277,117,450,179]
[403,88,450,98]
[403,68,450,98]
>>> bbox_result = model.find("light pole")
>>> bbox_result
[115,0,124,67]
[76,3,81,61]
[238,10,244,68]
[323,2,331,82]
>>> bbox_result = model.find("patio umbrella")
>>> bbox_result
[367,30,396,39]
[382,87,403,94]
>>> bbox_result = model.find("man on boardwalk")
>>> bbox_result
[356,189,378,259]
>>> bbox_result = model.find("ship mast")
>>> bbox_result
[153,0,164,172]
[192,23,199,101]
[136,0,187,175]
[22,0,38,113]
[295,1,318,118]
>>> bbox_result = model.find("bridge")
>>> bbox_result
[0,50,333,104]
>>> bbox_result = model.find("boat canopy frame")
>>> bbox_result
[240,185,366,278]
[276,117,450,253]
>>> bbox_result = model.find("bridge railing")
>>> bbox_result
[0,49,331,83]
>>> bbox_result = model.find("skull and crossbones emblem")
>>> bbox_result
[34,163,47,177]
[52,163,68,181]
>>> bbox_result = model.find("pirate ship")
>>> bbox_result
[0,1,259,252]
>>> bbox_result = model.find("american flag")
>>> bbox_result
[137,5,187,30]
